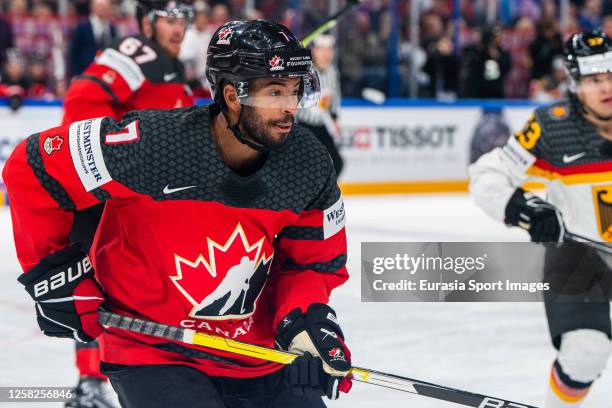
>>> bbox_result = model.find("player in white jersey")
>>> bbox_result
[469,30,612,407]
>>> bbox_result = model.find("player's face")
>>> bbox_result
[154,16,188,58]
[312,45,334,69]
[240,77,301,149]
[578,72,612,119]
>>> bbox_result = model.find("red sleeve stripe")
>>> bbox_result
[532,158,612,175]
[527,159,612,184]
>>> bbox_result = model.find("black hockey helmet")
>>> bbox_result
[206,19,320,110]
[136,0,194,31]
[564,30,612,82]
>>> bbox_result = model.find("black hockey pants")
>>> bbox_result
[103,363,327,408]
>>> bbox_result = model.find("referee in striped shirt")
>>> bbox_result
[297,35,344,177]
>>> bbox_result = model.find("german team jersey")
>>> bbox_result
[470,100,612,242]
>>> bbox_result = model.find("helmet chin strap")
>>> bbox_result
[223,105,269,152]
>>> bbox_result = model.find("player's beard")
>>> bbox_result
[240,105,294,150]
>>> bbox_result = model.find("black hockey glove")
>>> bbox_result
[17,244,105,343]
[276,303,352,400]
[505,188,566,243]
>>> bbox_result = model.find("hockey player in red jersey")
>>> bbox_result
[470,30,612,407]
[60,2,195,406]
[5,20,351,407]
[62,0,194,125]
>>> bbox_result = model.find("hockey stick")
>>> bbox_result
[565,231,612,256]
[99,309,537,408]
[300,0,362,47]
[518,221,612,256]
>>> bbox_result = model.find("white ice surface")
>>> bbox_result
[0,194,610,407]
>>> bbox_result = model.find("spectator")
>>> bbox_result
[504,16,536,98]
[0,5,13,67]
[338,10,368,97]
[603,14,612,38]
[8,0,28,17]
[562,4,582,36]
[339,10,388,97]
[528,19,563,80]
[0,51,28,110]
[209,3,229,30]
[227,0,248,20]
[32,1,55,19]
[25,53,53,98]
[302,0,328,36]
[578,0,602,30]
[529,55,568,102]
[419,12,459,98]
[179,0,212,98]
[420,11,446,52]
[540,0,558,20]
[460,24,512,99]
[397,23,427,97]
[422,34,459,99]
[68,0,117,76]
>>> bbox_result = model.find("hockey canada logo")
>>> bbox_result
[43,135,63,155]
[217,27,233,45]
[328,348,347,363]
[592,185,612,242]
[102,70,116,85]
[269,55,285,71]
[170,223,274,320]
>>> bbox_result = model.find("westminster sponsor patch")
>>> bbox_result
[323,196,345,239]
[69,117,112,191]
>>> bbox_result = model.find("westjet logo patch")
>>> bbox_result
[323,197,345,239]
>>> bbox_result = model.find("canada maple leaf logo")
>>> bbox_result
[217,27,233,44]
[269,55,284,71]
[43,135,63,155]
[170,223,274,320]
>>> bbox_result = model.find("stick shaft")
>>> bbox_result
[300,1,360,47]
[99,309,537,408]
[565,231,612,255]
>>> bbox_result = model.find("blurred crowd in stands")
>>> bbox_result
[0,0,612,102]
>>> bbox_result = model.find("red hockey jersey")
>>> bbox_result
[4,106,348,378]
[62,35,194,124]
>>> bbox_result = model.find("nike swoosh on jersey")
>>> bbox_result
[163,73,177,82]
[562,152,586,163]
[163,184,197,194]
